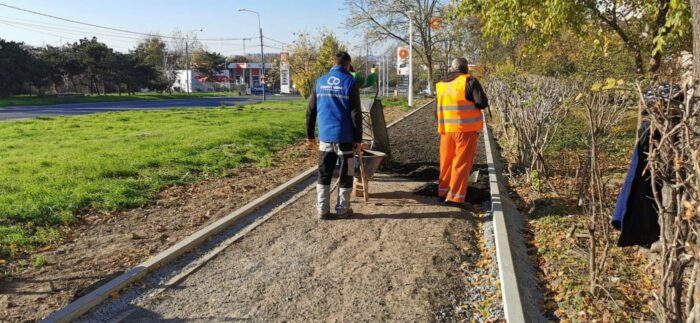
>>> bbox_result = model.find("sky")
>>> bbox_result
[0,0,365,56]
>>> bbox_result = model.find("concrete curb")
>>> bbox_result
[43,99,436,323]
[482,116,526,322]
[42,167,318,323]
[385,100,434,128]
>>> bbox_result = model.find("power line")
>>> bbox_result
[0,18,146,41]
[263,36,291,46]
[2,21,249,56]
[0,2,253,41]
[261,44,284,51]
[0,18,247,52]
[0,21,134,50]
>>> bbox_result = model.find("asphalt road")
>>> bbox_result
[0,95,302,121]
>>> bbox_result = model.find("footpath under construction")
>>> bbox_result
[43,101,542,322]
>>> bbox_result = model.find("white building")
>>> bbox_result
[172,63,278,94]
[171,70,232,93]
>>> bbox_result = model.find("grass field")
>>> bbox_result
[0,100,306,259]
[379,96,411,111]
[0,92,240,108]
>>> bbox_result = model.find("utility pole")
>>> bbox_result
[377,56,382,96]
[365,35,370,76]
[238,8,265,101]
[385,54,389,97]
[185,41,189,94]
[384,53,387,97]
[259,25,265,101]
[242,37,252,57]
[387,54,390,96]
[184,29,202,94]
[407,10,415,107]
[382,54,386,96]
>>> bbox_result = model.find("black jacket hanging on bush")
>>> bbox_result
[611,121,660,248]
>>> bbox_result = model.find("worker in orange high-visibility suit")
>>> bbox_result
[435,58,489,204]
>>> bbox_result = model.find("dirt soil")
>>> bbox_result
[0,104,418,322]
[489,122,656,320]
[88,101,487,322]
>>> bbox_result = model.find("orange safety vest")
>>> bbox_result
[435,74,483,134]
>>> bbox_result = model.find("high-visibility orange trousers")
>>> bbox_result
[439,132,479,203]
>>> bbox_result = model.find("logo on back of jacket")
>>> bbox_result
[441,81,462,97]
[320,76,344,91]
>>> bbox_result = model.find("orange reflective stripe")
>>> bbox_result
[438,116,484,125]
[438,105,477,111]
[437,109,482,120]
[446,190,466,199]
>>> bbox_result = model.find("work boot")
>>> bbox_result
[336,187,353,218]
[316,184,331,219]
[441,198,474,211]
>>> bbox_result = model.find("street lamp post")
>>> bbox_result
[407,10,415,107]
[238,8,265,101]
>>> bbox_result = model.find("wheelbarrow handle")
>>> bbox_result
[357,149,369,202]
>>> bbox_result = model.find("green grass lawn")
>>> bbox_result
[0,100,306,259]
[0,92,240,108]
[379,96,411,111]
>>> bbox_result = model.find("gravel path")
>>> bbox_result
[115,176,478,322]
[80,103,500,322]
[0,104,409,322]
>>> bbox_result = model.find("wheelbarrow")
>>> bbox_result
[354,149,386,200]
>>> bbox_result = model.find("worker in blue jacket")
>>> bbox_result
[305,51,363,219]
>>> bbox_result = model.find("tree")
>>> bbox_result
[315,34,345,76]
[134,36,177,92]
[34,46,66,93]
[0,35,177,96]
[288,32,347,98]
[346,0,444,93]
[109,52,136,94]
[289,32,319,98]
[74,37,114,94]
[58,43,85,92]
[168,29,202,70]
[190,49,225,79]
[227,55,248,63]
[499,28,639,79]
[0,39,36,97]
[266,61,281,92]
[456,0,692,74]
[134,36,167,68]
[108,52,160,95]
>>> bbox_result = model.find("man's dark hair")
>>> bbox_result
[450,58,469,73]
[334,51,352,67]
